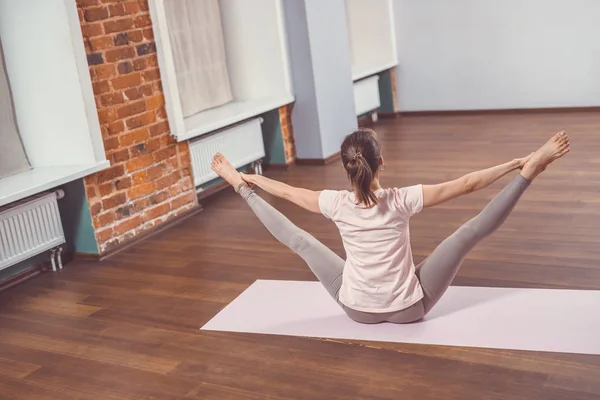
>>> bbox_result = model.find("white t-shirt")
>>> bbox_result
[319,186,425,313]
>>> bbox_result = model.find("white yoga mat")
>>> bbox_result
[201,280,600,355]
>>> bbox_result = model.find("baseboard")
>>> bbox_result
[0,264,45,292]
[358,114,375,127]
[74,252,102,262]
[84,205,203,261]
[0,250,79,291]
[323,151,342,164]
[196,180,231,201]
[378,111,401,119]
[399,106,600,117]
[263,160,296,171]
[296,151,341,166]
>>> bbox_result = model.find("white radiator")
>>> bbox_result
[353,75,381,116]
[190,118,266,187]
[0,191,65,272]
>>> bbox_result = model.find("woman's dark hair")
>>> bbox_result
[341,128,382,207]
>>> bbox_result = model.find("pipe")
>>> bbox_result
[50,248,57,272]
[57,247,64,269]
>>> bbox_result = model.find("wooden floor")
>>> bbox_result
[1,113,600,399]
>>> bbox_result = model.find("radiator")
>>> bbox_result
[353,75,381,116]
[0,191,65,272]
[190,118,266,187]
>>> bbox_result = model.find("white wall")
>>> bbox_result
[283,0,357,159]
[282,0,322,158]
[0,0,104,167]
[394,0,600,111]
[346,0,397,80]
[306,0,357,158]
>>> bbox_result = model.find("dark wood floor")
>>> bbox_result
[1,113,600,399]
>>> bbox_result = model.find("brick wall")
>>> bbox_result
[278,105,296,164]
[389,67,399,112]
[77,0,198,254]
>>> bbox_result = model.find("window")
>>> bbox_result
[0,0,108,207]
[164,0,233,117]
[0,37,30,179]
[150,0,294,141]
[345,0,398,81]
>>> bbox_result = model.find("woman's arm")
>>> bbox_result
[242,173,321,213]
[422,156,529,208]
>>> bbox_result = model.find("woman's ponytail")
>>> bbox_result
[341,129,382,207]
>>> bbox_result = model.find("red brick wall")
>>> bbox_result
[77,0,198,253]
[389,66,399,112]
[278,105,296,164]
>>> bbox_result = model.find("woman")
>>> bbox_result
[211,129,570,324]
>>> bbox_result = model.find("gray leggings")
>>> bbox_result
[239,174,530,324]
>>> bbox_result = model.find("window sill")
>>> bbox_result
[177,95,295,142]
[0,161,109,207]
[352,62,398,82]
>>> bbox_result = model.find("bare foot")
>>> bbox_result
[211,153,245,191]
[521,131,570,181]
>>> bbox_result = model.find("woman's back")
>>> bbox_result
[319,186,425,312]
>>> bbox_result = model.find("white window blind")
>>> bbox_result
[0,37,30,180]
[164,0,233,117]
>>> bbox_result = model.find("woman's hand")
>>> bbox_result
[240,172,255,188]
[516,152,534,170]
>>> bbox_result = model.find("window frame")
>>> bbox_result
[149,0,295,142]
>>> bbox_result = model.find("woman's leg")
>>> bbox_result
[238,185,345,300]
[211,153,344,300]
[416,132,570,314]
[416,174,530,313]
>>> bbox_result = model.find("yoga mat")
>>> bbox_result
[201,280,600,355]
